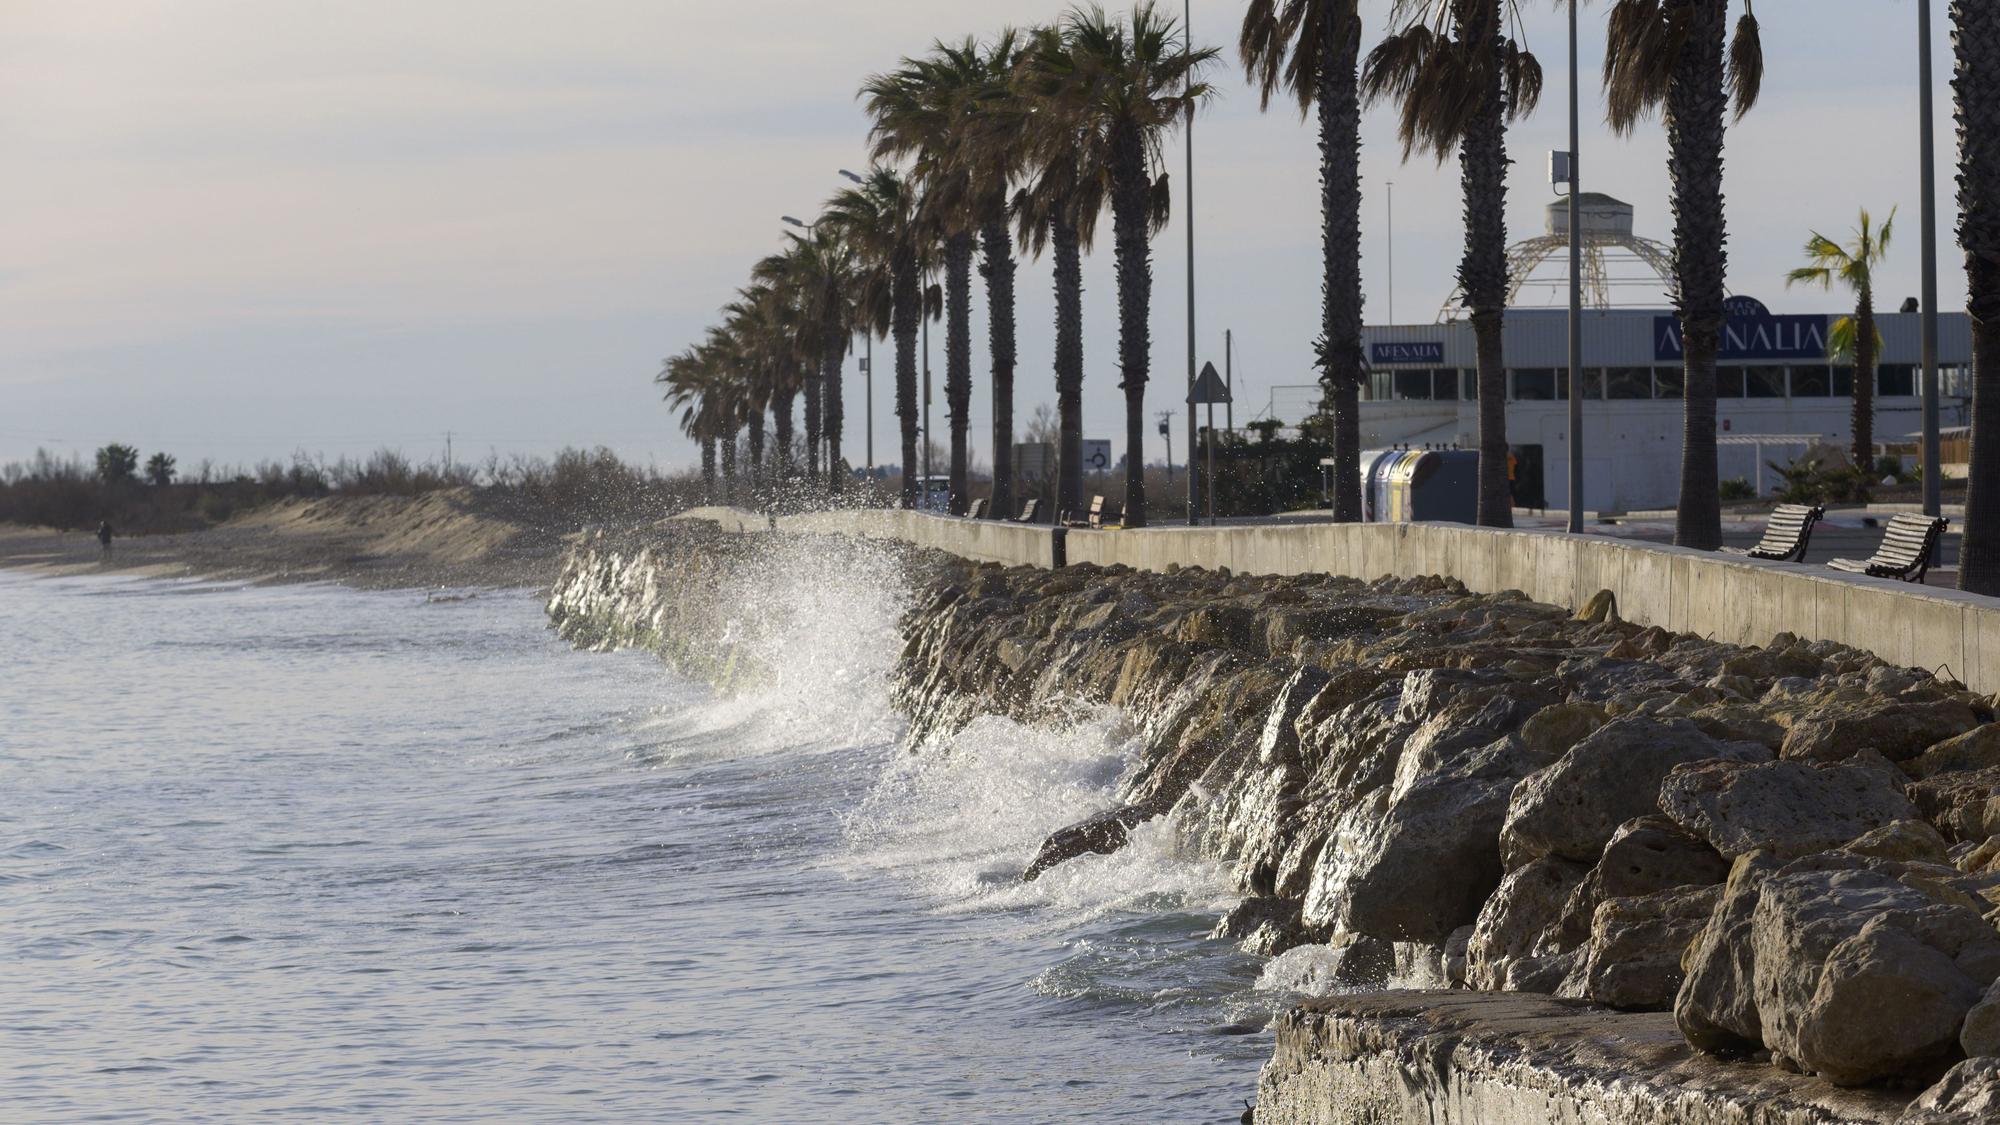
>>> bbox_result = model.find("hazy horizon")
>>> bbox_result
[2,1,1962,476]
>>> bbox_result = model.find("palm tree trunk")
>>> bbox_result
[945,231,974,515]
[701,434,717,504]
[1053,211,1085,523]
[894,246,921,510]
[803,368,822,487]
[1460,0,1514,529]
[1319,4,1365,523]
[1109,123,1153,528]
[747,409,766,495]
[1667,0,1730,551]
[823,328,845,495]
[721,427,738,504]
[773,388,796,485]
[1853,293,1877,473]
[1957,0,2000,594]
[983,201,1018,522]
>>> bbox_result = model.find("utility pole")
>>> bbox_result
[444,431,454,468]
[923,309,932,501]
[1919,0,1943,518]
[1183,0,1198,527]
[1565,0,1584,535]
[864,333,875,472]
[1225,329,1234,434]
[1386,181,1395,325]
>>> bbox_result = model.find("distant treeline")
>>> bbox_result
[0,445,706,534]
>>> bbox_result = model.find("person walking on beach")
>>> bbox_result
[96,520,114,559]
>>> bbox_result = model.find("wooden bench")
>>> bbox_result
[1014,498,1040,524]
[1827,513,1948,583]
[965,498,987,520]
[1066,495,1103,529]
[1720,503,1825,563]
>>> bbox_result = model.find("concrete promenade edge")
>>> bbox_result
[672,506,2000,696]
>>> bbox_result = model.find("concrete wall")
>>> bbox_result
[675,507,2000,694]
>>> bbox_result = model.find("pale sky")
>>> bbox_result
[0,1,1961,474]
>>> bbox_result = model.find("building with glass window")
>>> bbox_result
[1357,298,1973,513]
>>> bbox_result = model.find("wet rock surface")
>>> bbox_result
[548,523,2000,1121]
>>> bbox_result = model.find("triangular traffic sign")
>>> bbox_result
[1188,361,1231,404]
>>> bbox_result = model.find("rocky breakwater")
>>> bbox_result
[895,559,2000,1123]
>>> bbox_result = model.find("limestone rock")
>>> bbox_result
[1780,699,1980,764]
[1502,717,1770,867]
[1676,851,1785,1053]
[1964,975,2000,1058]
[1903,1057,2000,1124]
[1022,801,1161,881]
[1846,819,1953,865]
[1465,856,1590,993]
[1574,589,1618,623]
[1908,722,2000,780]
[1908,766,2000,845]
[1211,895,1311,956]
[1573,884,1721,1012]
[1558,814,1730,952]
[1659,758,1920,860]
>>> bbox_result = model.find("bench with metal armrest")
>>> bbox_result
[1719,503,1825,563]
[1827,513,1948,583]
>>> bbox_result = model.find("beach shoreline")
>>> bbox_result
[0,489,578,593]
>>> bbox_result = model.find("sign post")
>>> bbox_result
[1189,361,1232,527]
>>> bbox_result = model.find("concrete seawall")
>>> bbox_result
[676,507,2000,696]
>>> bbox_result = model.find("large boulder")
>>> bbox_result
[1962,976,2000,1058]
[1779,699,1979,764]
[1908,766,2000,845]
[1022,800,1163,881]
[1659,758,1919,860]
[1571,884,1721,1011]
[1678,850,2000,1086]
[1502,717,1770,866]
[1302,675,1552,943]
[1556,814,1729,951]
[1908,723,2000,780]
[1464,856,1589,993]
[1903,1057,2000,1124]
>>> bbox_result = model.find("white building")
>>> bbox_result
[1351,196,1974,512]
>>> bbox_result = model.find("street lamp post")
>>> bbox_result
[1183,0,1198,527]
[1918,0,1943,517]
[1565,0,1585,535]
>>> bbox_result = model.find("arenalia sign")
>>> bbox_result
[1654,296,1830,362]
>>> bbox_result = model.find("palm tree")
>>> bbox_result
[1240,0,1366,522]
[1363,1,1541,528]
[761,227,859,496]
[1784,207,1894,474]
[1954,0,2000,595]
[1017,4,1217,528]
[660,346,724,503]
[1013,26,1111,522]
[825,167,926,508]
[1603,0,1762,550]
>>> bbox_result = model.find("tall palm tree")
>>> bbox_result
[724,286,797,487]
[1013,26,1112,522]
[1363,1,1541,528]
[761,227,859,496]
[1603,0,1762,550]
[1785,207,1894,473]
[1018,4,1217,528]
[824,167,927,508]
[660,347,724,503]
[1955,0,2000,595]
[1240,0,1366,522]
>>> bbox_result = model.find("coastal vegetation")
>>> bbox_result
[0,445,704,535]
[1954,0,2000,596]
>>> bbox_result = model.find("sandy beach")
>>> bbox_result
[0,489,581,592]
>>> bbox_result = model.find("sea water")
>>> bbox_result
[0,562,1308,1122]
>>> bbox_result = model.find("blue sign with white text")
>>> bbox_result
[1371,341,1445,365]
[1654,296,1829,362]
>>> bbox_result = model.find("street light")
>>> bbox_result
[1918,0,1943,518]
[839,169,866,184]
[1565,0,1584,535]
[781,215,810,229]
